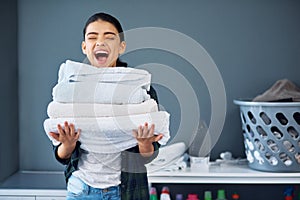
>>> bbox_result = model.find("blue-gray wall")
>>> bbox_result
[0,0,19,181]
[18,0,300,171]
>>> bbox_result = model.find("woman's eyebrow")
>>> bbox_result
[86,32,116,36]
[104,32,117,36]
[86,32,98,36]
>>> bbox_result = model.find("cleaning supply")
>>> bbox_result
[160,186,171,200]
[150,187,158,200]
[216,189,227,200]
[284,186,294,200]
[176,194,184,200]
[204,191,212,200]
[231,192,240,200]
[186,193,199,200]
[285,196,293,200]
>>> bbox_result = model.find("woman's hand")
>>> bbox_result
[132,122,163,157]
[48,121,81,159]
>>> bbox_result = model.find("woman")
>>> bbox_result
[49,12,162,200]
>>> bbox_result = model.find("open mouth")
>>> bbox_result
[94,50,109,66]
[95,50,109,59]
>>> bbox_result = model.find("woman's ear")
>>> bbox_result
[118,41,126,55]
[81,41,87,55]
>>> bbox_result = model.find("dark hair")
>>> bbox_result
[83,12,127,67]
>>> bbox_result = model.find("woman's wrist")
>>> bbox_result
[57,142,76,159]
[138,143,154,157]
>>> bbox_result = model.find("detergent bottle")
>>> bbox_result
[216,189,227,200]
[150,187,158,200]
[160,186,171,200]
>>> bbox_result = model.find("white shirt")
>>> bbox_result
[73,150,121,189]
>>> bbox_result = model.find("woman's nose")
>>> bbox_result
[96,38,106,46]
[96,41,105,47]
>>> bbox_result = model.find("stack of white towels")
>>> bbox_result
[43,60,170,154]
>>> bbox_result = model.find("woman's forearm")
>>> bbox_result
[57,143,76,159]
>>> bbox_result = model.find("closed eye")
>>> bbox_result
[105,34,117,40]
[86,32,98,40]
[87,36,97,40]
[105,37,116,41]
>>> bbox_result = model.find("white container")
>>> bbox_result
[189,156,210,170]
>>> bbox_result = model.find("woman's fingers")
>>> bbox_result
[133,123,157,140]
[54,122,80,143]
[142,122,148,138]
[141,123,155,138]
[69,123,75,137]
[64,121,70,135]
[75,129,81,140]
[49,132,59,141]
[149,124,155,136]
[57,124,65,136]
[137,125,143,137]
[153,134,163,142]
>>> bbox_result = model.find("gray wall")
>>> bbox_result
[18,0,300,171]
[0,0,19,181]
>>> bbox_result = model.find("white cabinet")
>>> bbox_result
[0,196,66,200]
[0,197,34,200]
[36,197,66,200]
[0,172,67,199]
[147,164,300,199]
[0,189,67,199]
[1,166,300,198]
[147,164,300,184]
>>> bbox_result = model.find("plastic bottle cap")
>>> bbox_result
[161,186,170,194]
[150,187,157,195]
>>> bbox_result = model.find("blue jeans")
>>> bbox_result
[66,175,121,200]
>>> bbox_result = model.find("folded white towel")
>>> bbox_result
[147,155,188,172]
[44,111,170,153]
[47,99,158,118]
[58,60,151,91]
[146,142,186,172]
[52,81,150,104]
[52,60,152,104]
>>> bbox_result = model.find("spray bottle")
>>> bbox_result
[160,186,171,200]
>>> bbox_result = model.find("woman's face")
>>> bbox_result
[82,20,126,68]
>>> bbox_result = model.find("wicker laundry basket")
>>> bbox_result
[234,99,300,172]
